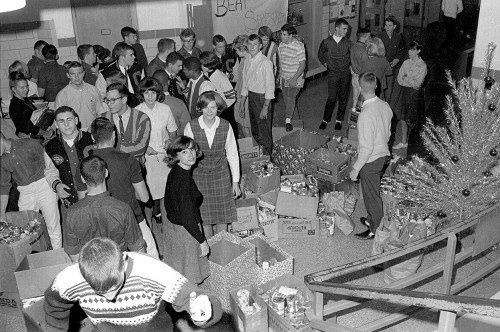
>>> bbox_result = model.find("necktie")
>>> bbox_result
[118,115,125,138]
[168,75,177,97]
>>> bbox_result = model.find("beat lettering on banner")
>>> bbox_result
[212,0,288,43]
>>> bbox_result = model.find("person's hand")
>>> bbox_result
[200,241,209,257]
[349,168,359,181]
[146,146,158,155]
[189,293,212,325]
[239,101,246,118]
[56,182,71,199]
[232,182,241,198]
[289,77,297,87]
[390,59,400,68]
[259,107,268,119]
[176,76,186,90]
[90,67,98,75]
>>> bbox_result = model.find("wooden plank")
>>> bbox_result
[438,311,457,332]
[309,319,360,332]
[307,281,500,317]
[442,233,457,295]
[450,256,500,294]
[473,205,500,257]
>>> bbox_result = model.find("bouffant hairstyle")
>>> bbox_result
[165,135,202,167]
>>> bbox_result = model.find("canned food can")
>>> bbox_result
[272,295,285,316]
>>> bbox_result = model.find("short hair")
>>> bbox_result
[8,60,29,76]
[105,69,127,85]
[63,61,72,69]
[409,40,423,53]
[55,106,79,119]
[212,35,226,45]
[9,71,27,89]
[356,28,371,39]
[78,238,125,294]
[121,26,137,38]
[106,82,129,96]
[166,51,183,66]
[183,57,202,73]
[67,61,84,70]
[90,117,115,144]
[113,42,134,59]
[232,35,249,52]
[42,44,58,60]
[93,44,111,62]
[335,18,349,28]
[152,70,169,92]
[367,37,385,57]
[34,40,48,51]
[200,51,221,70]
[385,16,398,26]
[180,28,196,40]
[77,44,93,61]
[80,155,106,186]
[165,135,202,167]
[280,24,297,36]
[157,38,175,54]
[196,90,227,113]
[258,26,274,39]
[359,72,377,92]
[248,34,262,45]
[138,77,165,103]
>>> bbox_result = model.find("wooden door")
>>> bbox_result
[71,0,133,50]
[359,0,386,34]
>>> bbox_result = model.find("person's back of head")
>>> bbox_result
[152,70,170,93]
[77,44,93,61]
[8,60,29,77]
[42,44,59,61]
[183,57,202,75]
[93,44,111,62]
[105,69,127,86]
[232,35,249,53]
[356,28,371,41]
[359,72,377,95]
[34,40,48,52]
[367,37,385,57]
[200,51,221,71]
[90,117,116,146]
[78,237,125,295]
[157,38,175,55]
[80,155,107,187]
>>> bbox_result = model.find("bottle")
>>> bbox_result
[255,247,262,267]
[298,9,304,23]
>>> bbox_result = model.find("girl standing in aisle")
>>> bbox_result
[184,91,241,238]
[164,136,210,284]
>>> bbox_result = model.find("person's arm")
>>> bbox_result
[44,281,75,331]
[0,162,12,217]
[124,206,147,253]
[289,60,306,87]
[260,60,275,119]
[353,110,375,172]
[120,113,151,157]
[44,152,71,199]
[132,180,150,203]
[318,40,327,67]
[394,34,406,67]
[95,73,107,100]
[9,102,41,136]
[184,122,194,138]
[406,61,427,89]
[0,195,8,218]
[457,0,464,14]
[37,87,46,98]
[225,125,240,184]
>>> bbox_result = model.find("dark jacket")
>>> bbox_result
[377,31,406,71]
[146,55,167,77]
[45,131,94,204]
[100,61,143,107]
[9,96,40,136]
[318,36,353,76]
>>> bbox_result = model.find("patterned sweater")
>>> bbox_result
[44,252,222,330]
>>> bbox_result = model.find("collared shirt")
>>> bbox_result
[241,51,275,100]
[113,107,132,136]
[64,191,146,255]
[353,97,392,171]
[1,138,45,195]
[119,64,135,93]
[136,101,177,152]
[55,82,102,129]
[278,39,306,86]
[27,56,45,81]
[184,116,240,182]
[37,60,69,102]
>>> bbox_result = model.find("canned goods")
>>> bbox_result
[272,295,285,316]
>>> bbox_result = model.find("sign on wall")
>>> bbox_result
[211,0,288,42]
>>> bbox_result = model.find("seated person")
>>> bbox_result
[44,237,223,331]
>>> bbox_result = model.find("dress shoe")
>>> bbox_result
[354,229,375,240]
[285,123,293,131]
[334,121,342,131]
[360,217,370,228]
[393,142,408,150]
[319,121,327,130]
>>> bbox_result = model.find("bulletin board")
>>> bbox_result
[329,0,357,22]
[210,0,288,43]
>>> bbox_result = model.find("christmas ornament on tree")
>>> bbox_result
[392,43,500,227]
[488,103,496,111]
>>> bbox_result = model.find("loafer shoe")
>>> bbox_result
[360,217,370,228]
[354,229,375,240]
[334,122,342,131]
[393,142,408,149]
[286,123,293,131]
[319,121,327,130]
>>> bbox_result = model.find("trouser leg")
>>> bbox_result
[359,157,387,232]
[322,75,339,122]
[248,91,272,155]
[336,72,351,122]
[282,85,301,120]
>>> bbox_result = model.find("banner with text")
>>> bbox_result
[212,0,288,43]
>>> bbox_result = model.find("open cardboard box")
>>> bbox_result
[244,161,281,195]
[305,148,351,183]
[229,285,268,332]
[272,120,304,142]
[238,137,262,161]
[234,198,259,232]
[275,175,319,219]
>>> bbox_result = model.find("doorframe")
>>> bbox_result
[70,0,138,47]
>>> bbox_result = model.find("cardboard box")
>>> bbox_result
[248,234,293,285]
[306,148,351,183]
[272,120,304,142]
[233,198,259,232]
[275,175,319,219]
[238,137,262,161]
[348,127,359,141]
[260,274,315,332]
[272,130,330,175]
[244,161,281,195]
[1,211,52,273]
[229,285,268,332]
[258,215,279,242]
[241,156,270,177]
[258,189,279,210]
[0,249,73,317]
[276,218,319,239]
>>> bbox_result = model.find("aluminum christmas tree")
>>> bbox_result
[392,43,500,227]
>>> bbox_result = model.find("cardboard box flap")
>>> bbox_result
[238,137,259,151]
[209,239,251,267]
[234,198,259,232]
[277,130,329,150]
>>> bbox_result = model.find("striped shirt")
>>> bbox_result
[278,39,306,87]
[208,69,236,107]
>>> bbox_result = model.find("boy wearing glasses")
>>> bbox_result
[45,237,222,331]
[178,28,202,60]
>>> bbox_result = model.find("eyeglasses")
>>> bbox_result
[104,96,123,104]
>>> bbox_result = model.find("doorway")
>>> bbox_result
[71,0,134,51]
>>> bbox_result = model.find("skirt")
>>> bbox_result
[163,220,210,285]
[145,154,170,200]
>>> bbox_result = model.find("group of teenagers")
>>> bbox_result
[1,16,429,330]
[0,24,305,331]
